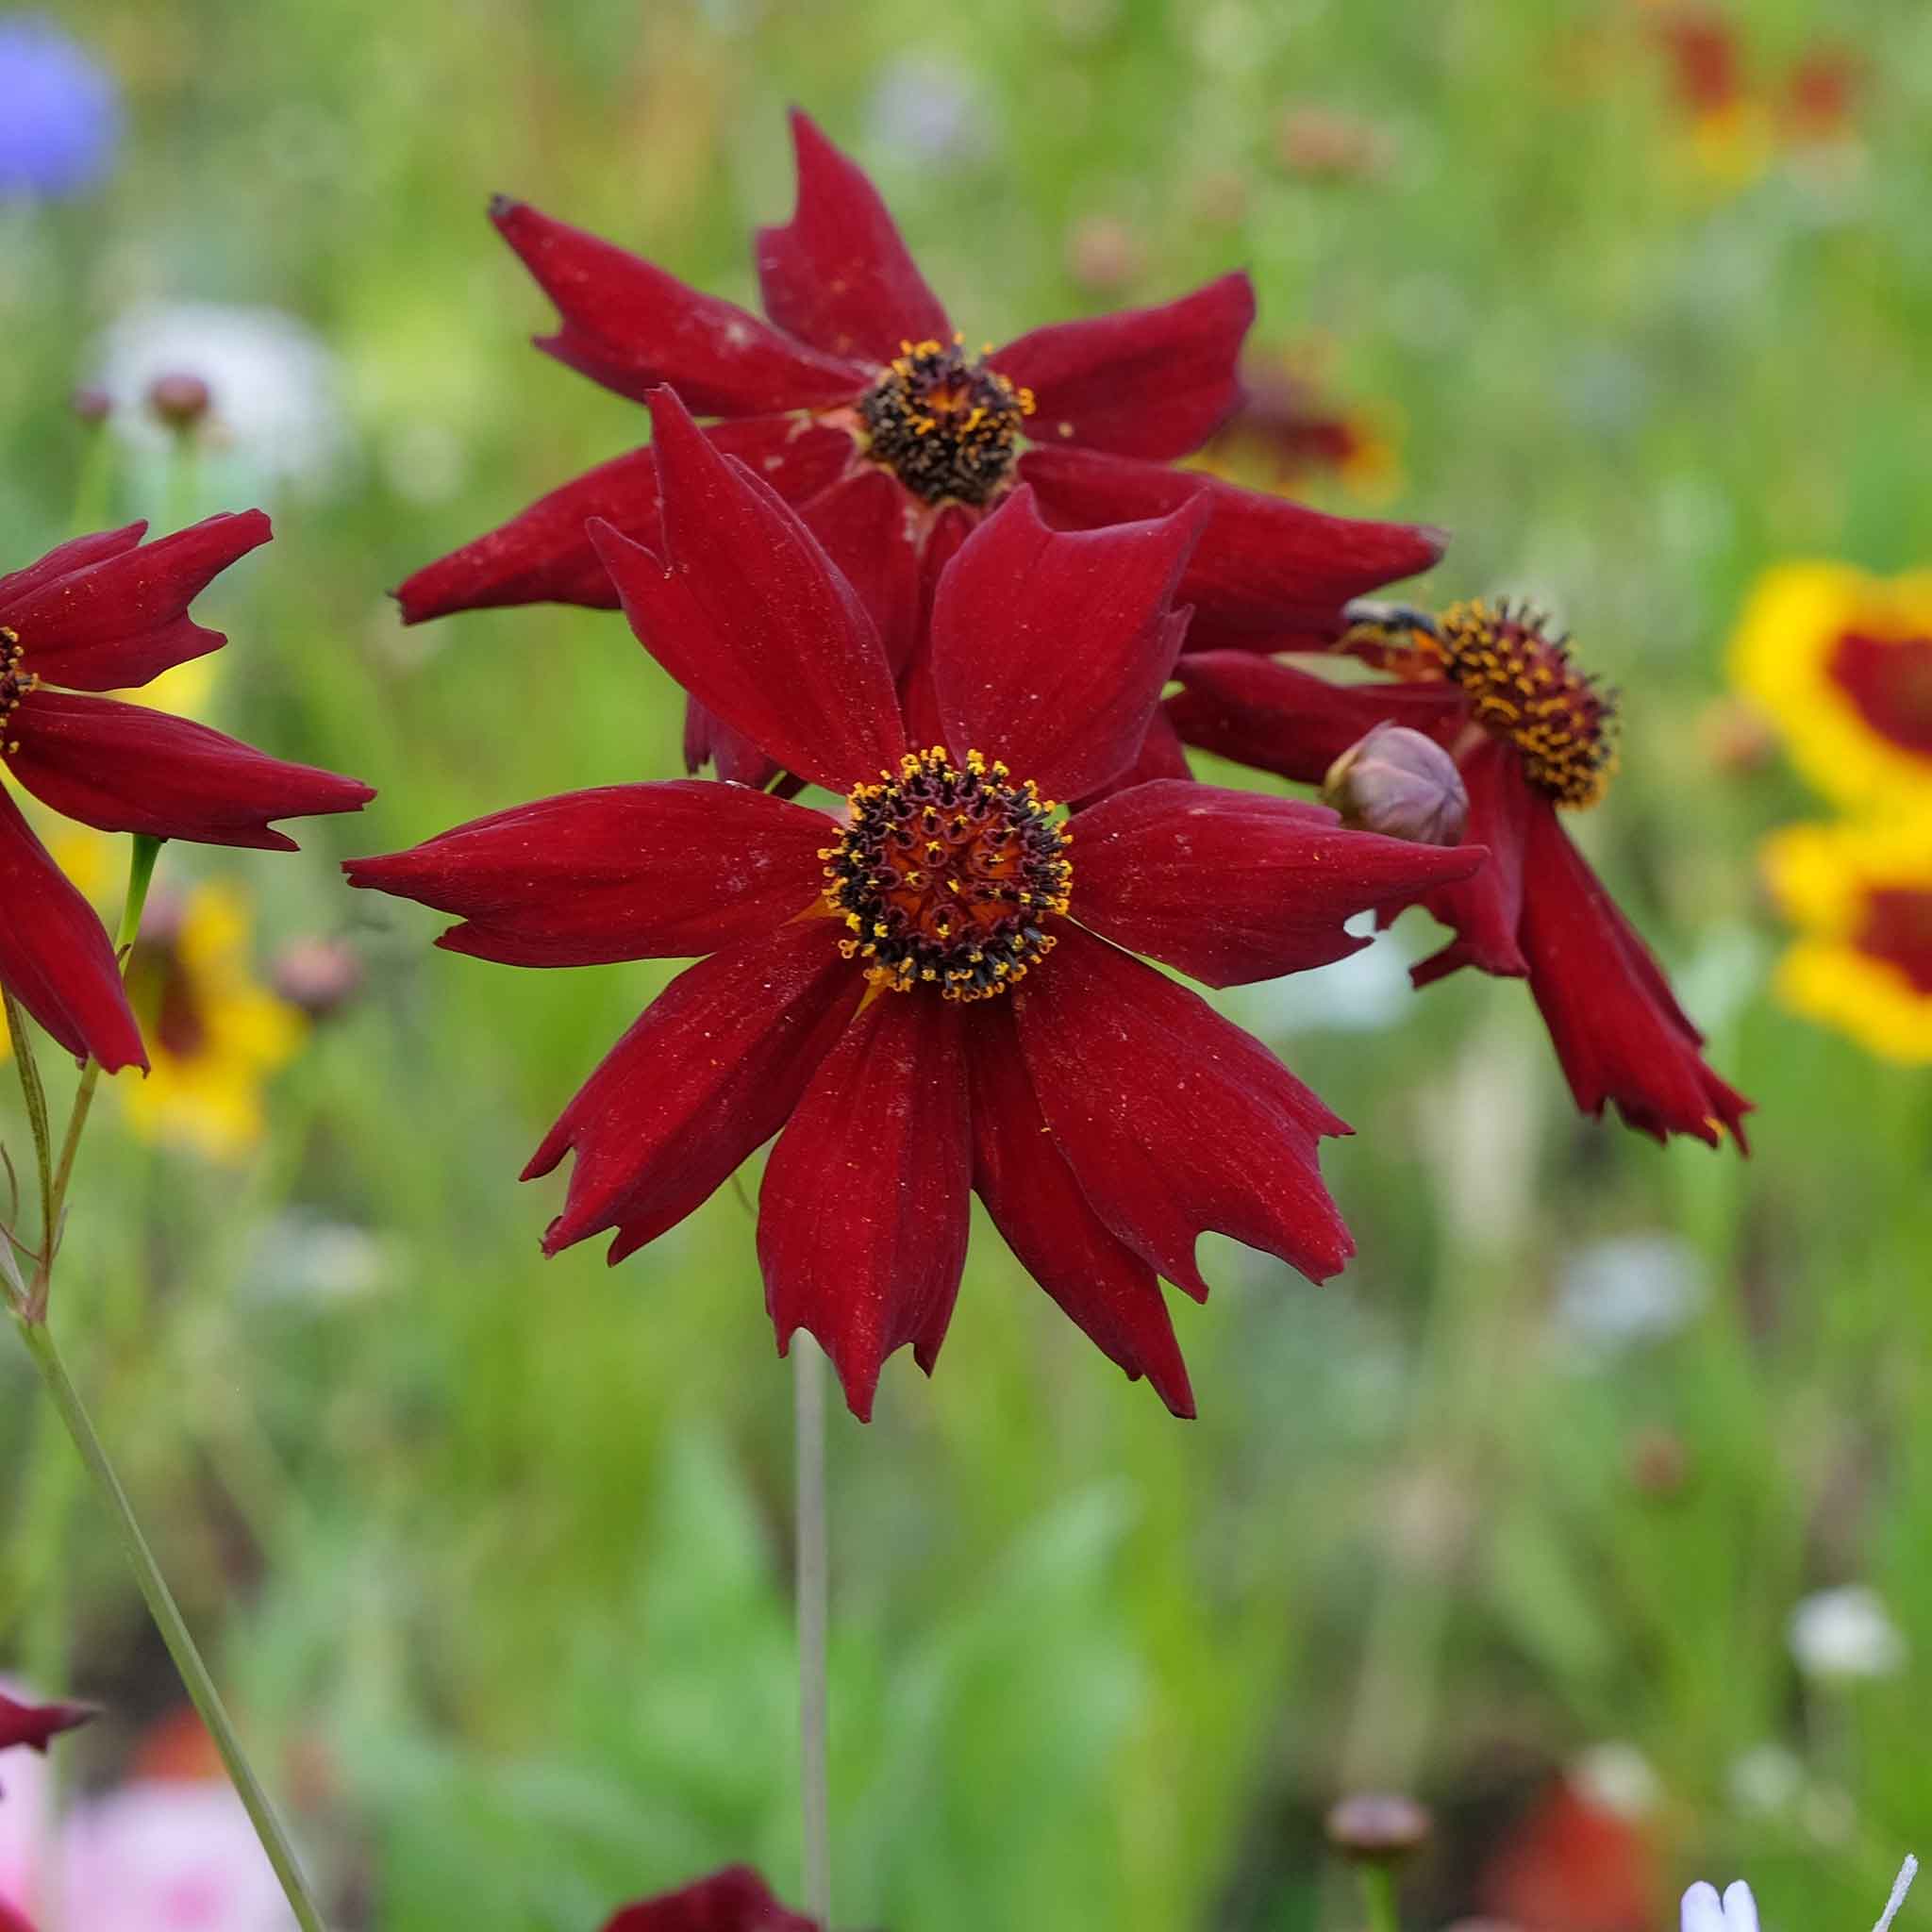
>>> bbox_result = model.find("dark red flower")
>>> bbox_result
[395,108,1441,775]
[0,1689,96,1756]
[1169,599,1752,1149]
[0,515,375,1072]
[350,391,1483,1420]
[600,1865,815,1932]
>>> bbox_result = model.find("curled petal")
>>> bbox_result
[527,917,859,1259]
[992,273,1254,460]
[491,196,869,413]
[601,1865,817,1932]
[342,782,829,966]
[1020,445,1445,637]
[967,999,1194,1417]
[1015,923,1353,1298]
[756,108,951,363]
[931,486,1206,801]
[395,422,856,625]
[590,390,905,794]
[1405,738,1532,984]
[1,512,271,692]
[1073,779,1487,988]
[0,788,144,1071]
[1518,799,1752,1149]
[1167,650,1464,783]
[8,692,374,852]
[759,992,971,1422]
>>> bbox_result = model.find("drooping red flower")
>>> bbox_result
[0,1690,95,1757]
[395,109,1441,779]
[0,517,374,1074]
[1169,599,1752,1149]
[599,1865,816,1932]
[351,391,1483,1420]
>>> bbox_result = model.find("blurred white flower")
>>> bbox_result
[864,55,994,168]
[1682,1880,1759,1932]
[1788,1584,1907,1681]
[1572,1740,1660,1819]
[242,1209,395,1307]
[93,301,347,496]
[1551,1232,1707,1361]
[1726,1742,1803,1816]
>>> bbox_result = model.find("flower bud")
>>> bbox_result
[146,371,212,430]
[1324,1791,1433,1861]
[273,937,364,1021]
[1323,723,1468,846]
[70,384,112,425]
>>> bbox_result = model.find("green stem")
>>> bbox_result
[3,987,57,1281]
[1357,1863,1401,1932]
[794,1337,832,1928]
[71,419,116,537]
[12,1312,329,1932]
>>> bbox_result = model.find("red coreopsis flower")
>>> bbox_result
[0,1690,95,1757]
[1170,599,1752,1149]
[394,109,1441,782]
[0,515,375,1073]
[600,1865,816,1932]
[350,391,1483,1420]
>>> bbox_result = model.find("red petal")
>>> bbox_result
[1014,924,1352,1298]
[1518,801,1752,1149]
[758,992,971,1421]
[930,486,1206,801]
[395,422,854,625]
[895,506,976,748]
[755,108,951,364]
[993,274,1253,460]
[342,781,829,967]
[590,391,906,794]
[1406,737,1532,984]
[966,999,1194,1417]
[7,692,374,852]
[527,918,859,1259]
[1168,650,1464,783]
[602,1864,817,1932]
[797,469,923,677]
[683,696,779,788]
[1076,696,1192,808]
[1020,446,1444,637]
[1,512,271,692]
[0,788,145,1072]
[0,523,145,611]
[491,196,868,414]
[0,1690,98,1755]
[1074,779,1487,988]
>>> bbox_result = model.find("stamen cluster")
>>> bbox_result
[857,339,1034,507]
[1425,597,1620,808]
[821,747,1073,1001]
[0,627,35,755]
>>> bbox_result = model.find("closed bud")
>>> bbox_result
[1324,723,1468,846]
[146,371,212,430]
[1324,1790,1433,1861]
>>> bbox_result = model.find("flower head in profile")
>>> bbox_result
[0,17,120,202]
[0,516,374,1073]
[351,391,1482,1421]
[396,108,1442,781]
[601,1865,816,1932]
[1729,562,1932,815]
[1171,597,1751,1148]
[1760,819,1932,1063]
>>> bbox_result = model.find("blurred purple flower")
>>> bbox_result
[0,18,120,201]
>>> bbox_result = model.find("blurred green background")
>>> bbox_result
[5,0,1931,1926]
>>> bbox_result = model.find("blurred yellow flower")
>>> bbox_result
[1729,562,1932,813]
[1761,818,1932,1063]
[119,883,307,1161]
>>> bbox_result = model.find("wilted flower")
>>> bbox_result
[601,1865,815,1931]
[1787,1583,1907,1681]
[1729,562,1932,816]
[351,392,1482,1420]
[117,884,307,1161]
[94,304,347,494]
[1760,818,1932,1062]
[1171,598,1751,1147]
[0,17,120,201]
[397,107,1442,784]
[0,516,374,1071]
